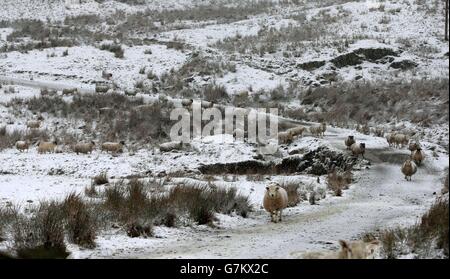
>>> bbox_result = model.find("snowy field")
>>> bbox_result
[0,0,448,259]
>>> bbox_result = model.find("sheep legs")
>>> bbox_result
[270,210,282,223]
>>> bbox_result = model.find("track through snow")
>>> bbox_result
[90,130,444,259]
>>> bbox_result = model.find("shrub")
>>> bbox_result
[280,182,301,207]
[99,43,124,58]
[203,83,229,103]
[327,170,351,196]
[93,172,109,185]
[126,220,153,238]
[61,193,97,248]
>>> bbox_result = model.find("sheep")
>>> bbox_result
[309,123,326,137]
[394,133,409,148]
[74,141,96,155]
[101,141,125,154]
[278,131,293,144]
[401,159,417,181]
[386,133,396,147]
[159,141,183,152]
[62,88,77,95]
[408,141,420,153]
[15,141,29,152]
[37,140,57,154]
[181,98,193,107]
[344,135,355,150]
[26,120,41,129]
[373,127,384,137]
[299,240,380,259]
[411,147,425,166]
[201,100,214,109]
[263,182,288,223]
[350,142,366,158]
[102,70,113,80]
[287,126,305,138]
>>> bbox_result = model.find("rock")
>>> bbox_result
[331,52,363,68]
[297,60,326,71]
[390,59,418,70]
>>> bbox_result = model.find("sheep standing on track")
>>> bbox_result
[263,182,288,223]
[278,131,293,144]
[159,141,183,152]
[181,99,193,108]
[74,141,96,155]
[411,147,425,166]
[350,142,366,158]
[15,141,29,152]
[287,126,305,138]
[298,240,380,259]
[386,133,395,147]
[101,141,125,154]
[26,120,41,129]
[394,133,409,148]
[37,140,58,154]
[309,123,326,138]
[408,141,420,154]
[401,159,417,181]
[344,136,355,150]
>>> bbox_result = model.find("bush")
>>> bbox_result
[327,170,352,196]
[93,172,109,185]
[61,193,97,248]
[280,182,301,207]
[99,43,124,58]
[203,83,229,103]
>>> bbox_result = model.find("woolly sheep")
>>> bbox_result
[309,123,326,137]
[278,131,293,144]
[102,70,113,80]
[201,100,214,109]
[101,141,125,154]
[299,240,380,259]
[263,182,288,223]
[385,133,395,147]
[401,159,417,181]
[15,141,29,152]
[26,120,41,129]
[350,142,366,158]
[344,135,355,150]
[287,126,305,138]
[159,141,183,152]
[37,140,57,154]
[408,141,420,153]
[394,133,409,148]
[74,141,96,155]
[411,147,425,166]
[181,98,193,107]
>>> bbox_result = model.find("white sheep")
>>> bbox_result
[263,182,288,223]
[394,133,409,148]
[102,70,113,80]
[26,120,41,129]
[37,140,57,154]
[298,240,380,259]
[201,100,214,109]
[309,123,326,137]
[15,141,30,152]
[74,141,96,155]
[350,142,366,158]
[159,141,183,152]
[385,133,395,147]
[401,159,417,181]
[181,99,193,107]
[101,141,125,154]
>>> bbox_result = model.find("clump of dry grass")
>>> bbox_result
[93,172,109,185]
[280,182,301,207]
[327,170,352,196]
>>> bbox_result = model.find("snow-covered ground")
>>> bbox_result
[0,0,448,259]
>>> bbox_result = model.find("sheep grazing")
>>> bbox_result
[263,182,288,223]
[26,120,41,129]
[394,133,409,148]
[278,131,293,144]
[159,141,183,152]
[101,141,125,154]
[181,98,193,107]
[15,141,29,152]
[74,141,96,155]
[287,126,305,138]
[201,100,214,109]
[350,142,366,158]
[37,140,58,154]
[344,135,355,150]
[411,147,425,166]
[401,159,417,181]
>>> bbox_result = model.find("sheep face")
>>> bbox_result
[119,140,125,146]
[265,183,281,199]
[360,143,366,149]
